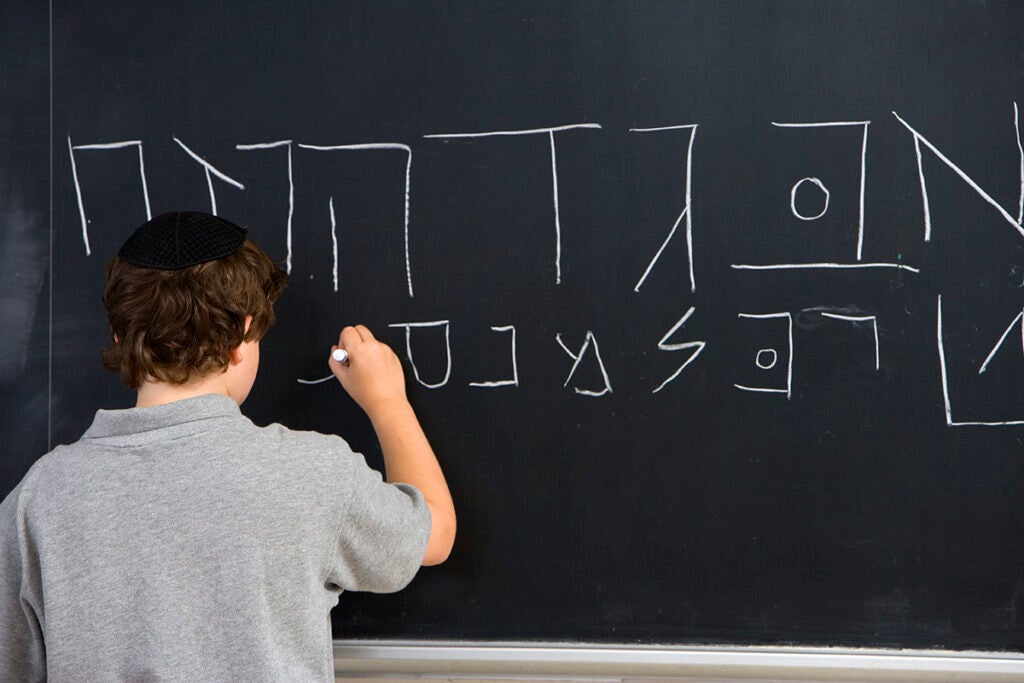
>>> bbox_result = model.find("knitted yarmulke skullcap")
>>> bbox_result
[118,212,247,269]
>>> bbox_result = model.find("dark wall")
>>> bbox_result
[3,0,1023,650]
[0,2,51,494]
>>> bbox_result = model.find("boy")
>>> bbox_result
[0,211,456,682]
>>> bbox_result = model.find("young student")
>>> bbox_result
[0,211,456,682]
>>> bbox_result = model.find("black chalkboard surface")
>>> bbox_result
[3,1,1024,652]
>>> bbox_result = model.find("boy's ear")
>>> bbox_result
[229,316,255,366]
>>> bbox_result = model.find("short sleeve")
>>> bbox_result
[326,460,432,593]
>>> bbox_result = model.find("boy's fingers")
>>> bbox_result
[340,326,362,347]
[355,324,375,341]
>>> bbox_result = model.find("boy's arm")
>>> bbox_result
[0,485,47,681]
[330,325,456,566]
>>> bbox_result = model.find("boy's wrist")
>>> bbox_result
[365,396,414,426]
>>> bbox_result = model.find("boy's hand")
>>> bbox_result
[329,325,408,418]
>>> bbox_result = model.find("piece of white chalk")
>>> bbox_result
[332,348,349,364]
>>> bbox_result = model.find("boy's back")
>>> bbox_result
[1,394,430,681]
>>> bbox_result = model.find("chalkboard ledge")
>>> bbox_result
[333,641,1024,681]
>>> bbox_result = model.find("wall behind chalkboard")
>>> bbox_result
[2,1,1023,651]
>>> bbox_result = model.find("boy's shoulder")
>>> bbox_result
[251,420,358,458]
[12,442,79,486]
[0,443,76,519]
[251,422,375,487]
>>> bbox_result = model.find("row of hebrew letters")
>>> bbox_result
[293,299,1024,429]
[68,104,1024,298]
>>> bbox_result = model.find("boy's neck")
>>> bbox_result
[135,375,234,408]
[134,334,258,408]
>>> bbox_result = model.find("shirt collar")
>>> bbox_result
[83,393,242,440]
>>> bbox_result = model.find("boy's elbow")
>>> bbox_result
[421,503,456,566]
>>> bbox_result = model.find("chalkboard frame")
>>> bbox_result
[331,641,1024,680]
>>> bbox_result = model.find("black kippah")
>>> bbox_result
[118,212,247,269]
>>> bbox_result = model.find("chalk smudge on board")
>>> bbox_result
[0,181,48,383]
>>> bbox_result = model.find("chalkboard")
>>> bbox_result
[3,0,1024,652]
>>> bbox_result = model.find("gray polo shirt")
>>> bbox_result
[0,394,432,682]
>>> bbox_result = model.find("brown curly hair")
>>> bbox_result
[101,240,288,389]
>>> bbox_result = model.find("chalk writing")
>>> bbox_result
[68,137,152,256]
[732,262,920,273]
[773,121,869,259]
[329,197,339,292]
[424,123,602,285]
[790,177,830,221]
[978,308,1024,376]
[893,106,1024,242]
[235,140,295,272]
[64,106,1024,423]
[734,312,794,400]
[390,320,452,389]
[556,331,613,397]
[297,142,414,297]
[469,326,519,388]
[730,120,908,272]
[936,295,1024,427]
[756,349,778,370]
[172,137,245,216]
[629,124,698,293]
[821,312,881,371]
[651,307,706,394]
